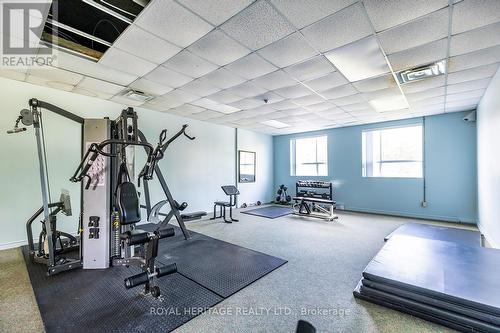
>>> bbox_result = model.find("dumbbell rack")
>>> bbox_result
[293,180,337,222]
[295,180,333,200]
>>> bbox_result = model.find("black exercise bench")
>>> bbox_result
[211,185,239,223]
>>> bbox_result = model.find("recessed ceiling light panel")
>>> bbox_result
[369,95,409,112]
[261,120,291,128]
[396,60,446,84]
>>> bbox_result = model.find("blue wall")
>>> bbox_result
[274,112,477,223]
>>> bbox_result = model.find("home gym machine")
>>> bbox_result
[70,107,180,297]
[7,99,83,275]
[292,180,337,222]
[8,99,195,297]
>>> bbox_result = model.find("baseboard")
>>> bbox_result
[477,222,500,248]
[340,206,477,225]
[0,239,28,251]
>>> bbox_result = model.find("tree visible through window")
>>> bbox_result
[362,124,423,178]
[290,136,328,176]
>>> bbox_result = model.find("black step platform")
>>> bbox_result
[384,222,481,246]
[354,233,500,332]
[24,225,287,333]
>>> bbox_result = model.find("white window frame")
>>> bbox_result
[290,135,328,176]
[362,123,423,178]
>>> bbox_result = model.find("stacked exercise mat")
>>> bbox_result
[354,223,500,333]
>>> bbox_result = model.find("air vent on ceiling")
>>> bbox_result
[122,89,154,102]
[396,60,446,84]
[41,0,149,60]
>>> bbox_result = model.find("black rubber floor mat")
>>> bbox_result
[23,248,223,333]
[384,222,481,246]
[241,206,293,219]
[23,226,287,332]
[151,225,287,298]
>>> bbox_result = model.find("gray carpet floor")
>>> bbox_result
[0,208,477,333]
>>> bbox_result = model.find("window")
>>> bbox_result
[290,136,328,176]
[362,124,423,178]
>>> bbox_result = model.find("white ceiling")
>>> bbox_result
[2,0,500,135]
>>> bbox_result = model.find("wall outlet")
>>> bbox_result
[421,201,428,208]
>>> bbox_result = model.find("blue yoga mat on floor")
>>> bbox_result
[242,206,292,219]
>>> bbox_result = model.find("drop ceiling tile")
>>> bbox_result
[446,89,485,102]
[188,30,251,66]
[99,48,158,77]
[406,86,446,102]
[252,70,297,90]
[445,98,480,107]
[410,95,445,107]
[54,52,137,86]
[226,81,268,98]
[325,36,390,82]
[73,87,112,100]
[145,66,192,88]
[330,93,366,106]
[110,95,145,107]
[303,72,348,92]
[363,87,403,100]
[445,104,476,113]
[304,102,335,111]
[363,0,448,32]
[452,0,500,35]
[269,0,357,29]
[164,50,219,78]
[129,78,173,96]
[179,79,221,97]
[255,91,285,104]
[270,100,301,110]
[450,22,500,56]
[189,110,225,120]
[26,76,76,92]
[135,0,213,47]
[321,84,358,100]
[206,90,242,104]
[449,45,500,72]
[341,102,373,112]
[78,77,125,95]
[292,94,325,106]
[27,68,83,85]
[220,0,295,50]
[225,54,278,81]
[388,38,448,71]
[257,32,318,68]
[113,25,181,64]
[378,9,449,55]
[229,98,266,110]
[0,69,26,81]
[401,76,446,94]
[284,56,335,81]
[281,107,311,115]
[447,63,499,84]
[274,84,311,98]
[301,3,372,52]
[446,78,491,94]
[178,0,253,26]
[202,68,247,89]
[168,104,206,115]
[352,74,398,92]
